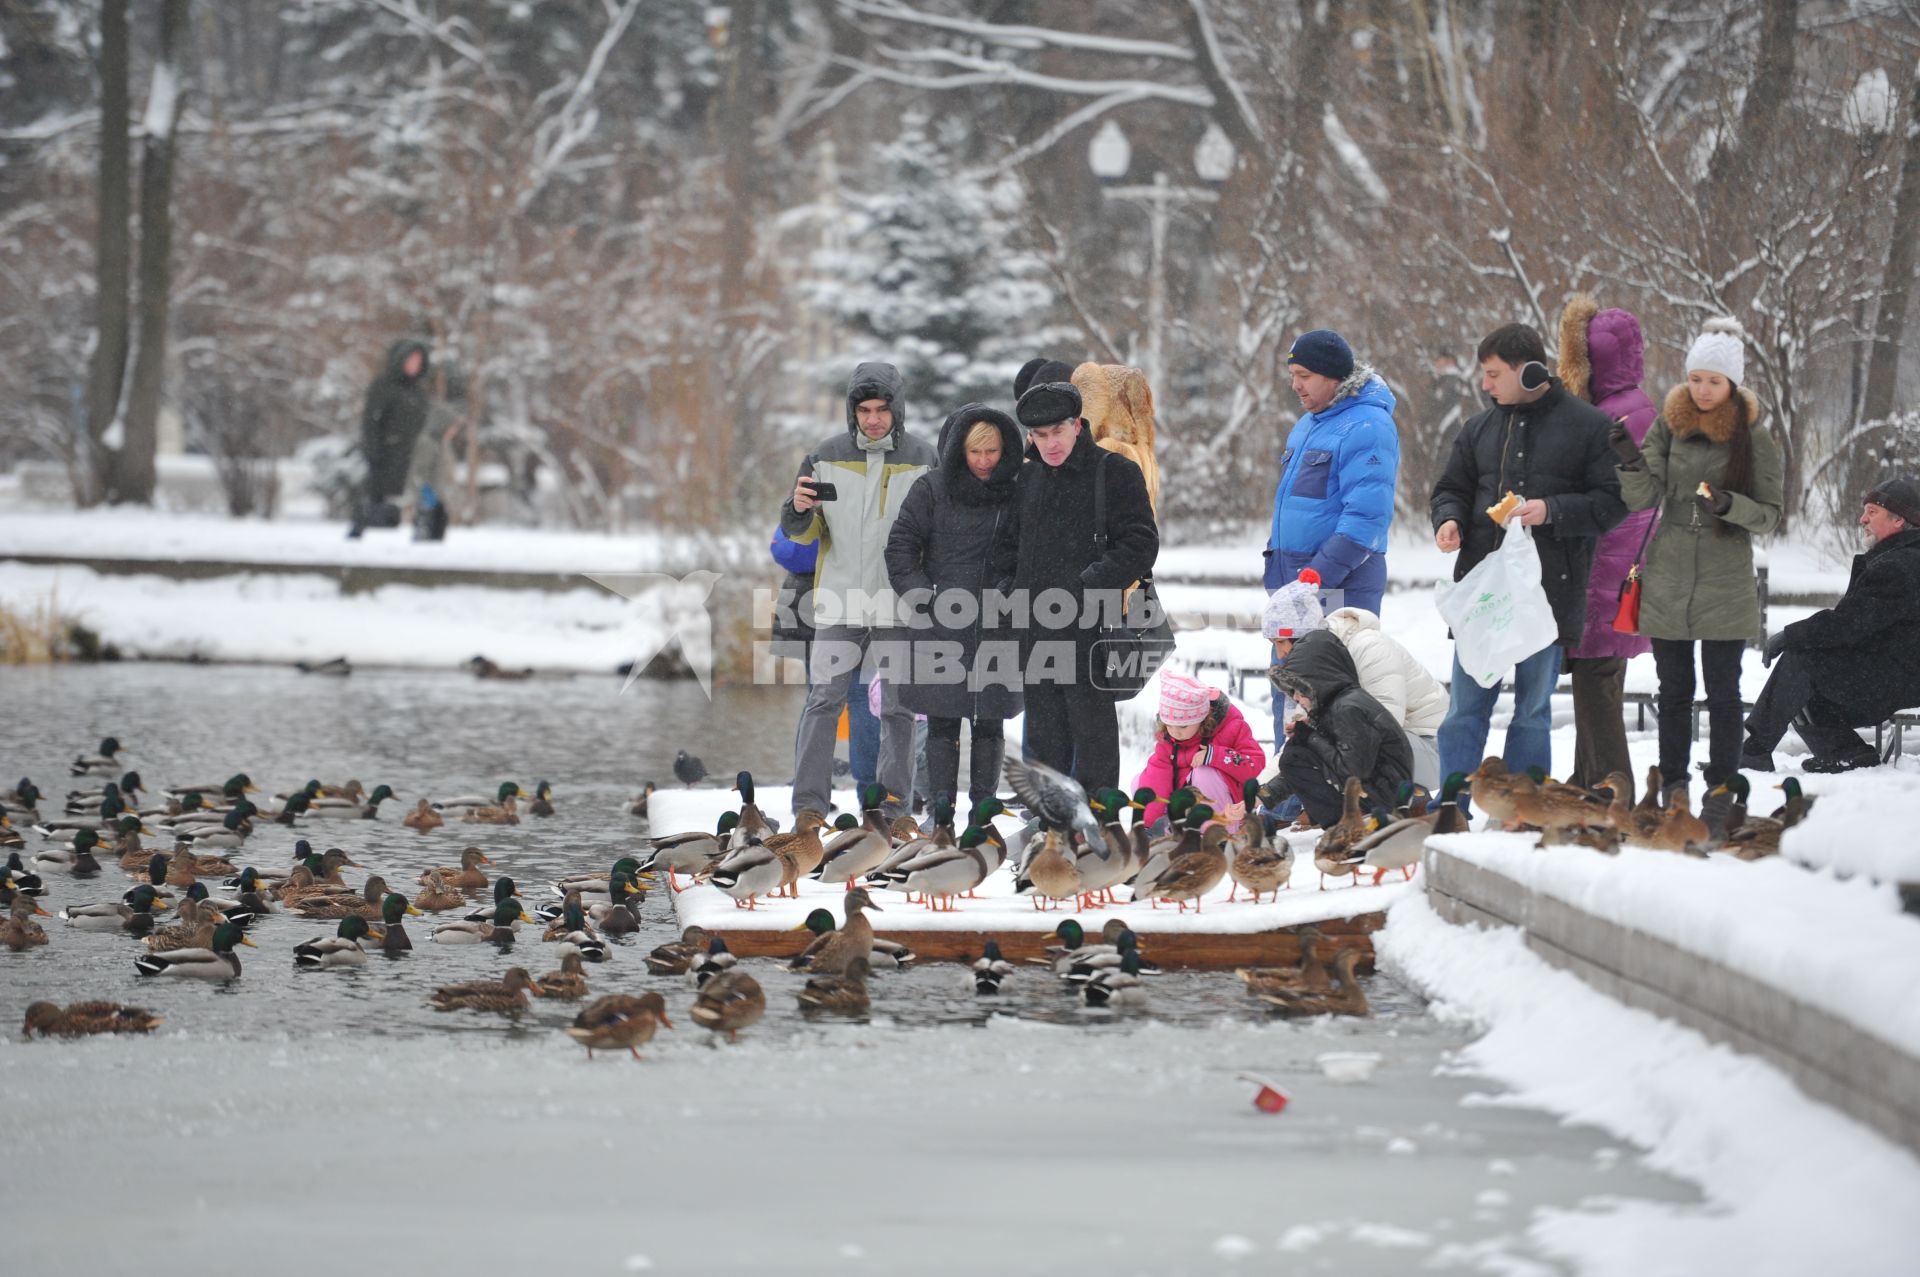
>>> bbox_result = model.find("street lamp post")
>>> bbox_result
[1088,121,1234,390]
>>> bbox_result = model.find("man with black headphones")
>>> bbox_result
[1429,323,1627,793]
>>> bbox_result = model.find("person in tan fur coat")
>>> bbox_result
[1071,362,1161,516]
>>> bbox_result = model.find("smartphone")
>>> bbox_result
[808,480,838,502]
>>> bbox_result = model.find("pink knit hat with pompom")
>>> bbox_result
[1158,672,1218,727]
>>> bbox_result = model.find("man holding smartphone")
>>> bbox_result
[781,361,936,823]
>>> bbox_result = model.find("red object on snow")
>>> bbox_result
[1239,1072,1290,1113]
[1297,568,1321,586]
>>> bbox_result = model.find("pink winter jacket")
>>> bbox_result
[1136,697,1265,828]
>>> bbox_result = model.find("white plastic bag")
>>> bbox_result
[1437,523,1560,688]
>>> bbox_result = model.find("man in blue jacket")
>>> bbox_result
[1264,329,1400,614]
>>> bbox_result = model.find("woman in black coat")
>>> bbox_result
[1270,629,1413,826]
[885,405,1025,810]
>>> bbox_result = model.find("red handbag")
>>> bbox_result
[1612,511,1658,635]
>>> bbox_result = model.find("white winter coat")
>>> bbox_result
[1322,607,1447,736]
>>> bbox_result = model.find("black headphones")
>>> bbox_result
[1520,360,1553,391]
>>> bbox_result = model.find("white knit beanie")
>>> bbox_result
[1685,317,1745,386]
[1262,570,1326,641]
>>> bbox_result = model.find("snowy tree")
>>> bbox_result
[807,115,1053,412]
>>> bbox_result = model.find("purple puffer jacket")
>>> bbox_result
[1570,308,1657,660]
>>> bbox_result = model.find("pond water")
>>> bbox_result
[0,662,1701,1274]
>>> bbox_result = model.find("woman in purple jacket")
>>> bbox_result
[1556,297,1658,789]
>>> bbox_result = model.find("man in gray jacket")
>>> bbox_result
[781,362,936,821]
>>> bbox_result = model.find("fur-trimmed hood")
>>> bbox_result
[1558,294,1645,405]
[1073,361,1163,515]
[1662,383,1763,443]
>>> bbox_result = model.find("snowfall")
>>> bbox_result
[3,503,1919,1275]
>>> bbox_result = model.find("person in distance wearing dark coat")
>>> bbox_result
[886,404,1026,811]
[1743,477,1920,774]
[990,380,1157,796]
[350,339,431,538]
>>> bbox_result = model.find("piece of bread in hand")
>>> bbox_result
[1696,482,1712,499]
[1485,490,1524,524]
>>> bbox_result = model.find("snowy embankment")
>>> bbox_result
[649,786,1410,935]
[1379,894,1920,1277]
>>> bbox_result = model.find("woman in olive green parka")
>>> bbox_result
[1611,317,1782,793]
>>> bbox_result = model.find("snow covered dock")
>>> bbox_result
[649,786,1409,967]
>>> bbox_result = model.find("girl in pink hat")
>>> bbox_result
[1135,673,1265,831]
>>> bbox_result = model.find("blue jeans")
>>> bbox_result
[1438,643,1562,806]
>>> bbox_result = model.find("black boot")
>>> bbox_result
[968,729,1004,812]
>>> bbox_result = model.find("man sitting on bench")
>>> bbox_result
[1743,475,1920,774]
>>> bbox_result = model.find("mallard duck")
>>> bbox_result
[463,795,519,825]
[0,808,22,851]
[527,781,556,818]
[638,812,740,890]
[462,875,523,922]
[688,935,737,989]
[60,883,165,935]
[1080,949,1149,1008]
[1042,918,1130,973]
[61,779,122,817]
[70,736,126,778]
[423,847,493,891]
[430,966,544,1013]
[869,795,960,887]
[1148,806,1231,912]
[1348,772,1470,884]
[1771,777,1815,826]
[729,771,778,847]
[1,893,52,950]
[67,770,143,807]
[1511,768,1613,832]
[1012,826,1082,912]
[1252,947,1368,1017]
[134,921,254,980]
[164,773,255,804]
[704,836,784,910]
[433,782,522,814]
[541,897,609,962]
[971,941,1014,995]
[367,892,422,955]
[627,781,657,819]
[1312,779,1381,888]
[1237,929,1332,998]
[432,899,529,944]
[1228,779,1292,902]
[3,850,46,898]
[30,796,124,841]
[2,778,44,819]
[565,991,672,1058]
[402,799,444,833]
[1058,927,1152,983]
[1636,786,1711,854]
[413,870,466,912]
[789,907,916,970]
[172,807,254,851]
[293,915,373,968]
[205,866,273,920]
[1464,758,1534,829]
[311,783,396,820]
[293,875,392,920]
[811,787,897,889]
[1541,822,1626,853]
[31,829,104,879]
[537,951,591,1000]
[169,841,239,877]
[785,886,883,975]
[143,892,227,952]
[691,969,766,1042]
[765,808,830,896]
[1005,753,1106,848]
[268,791,317,826]
[874,825,998,910]
[22,1000,163,1037]
[1125,787,1197,903]
[644,925,712,975]
[795,955,870,1015]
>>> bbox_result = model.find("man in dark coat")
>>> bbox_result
[990,380,1158,795]
[1744,477,1920,773]
[884,404,1025,809]
[1270,629,1413,827]
[1429,323,1626,785]
[351,339,432,538]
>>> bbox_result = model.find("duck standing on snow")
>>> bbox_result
[638,812,739,891]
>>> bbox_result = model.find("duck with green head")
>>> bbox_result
[729,771,776,846]
[637,811,739,890]
[462,875,522,922]
[810,785,897,890]
[528,781,555,818]
[370,892,423,955]
[33,828,103,878]
[541,896,609,963]
[1079,948,1147,1008]
[873,825,999,911]
[433,781,522,814]
[293,914,373,968]
[32,793,124,838]
[972,941,1013,995]
[431,898,528,945]
[134,921,254,980]
[311,783,396,820]
[70,737,125,778]
[1227,777,1291,902]
[788,900,916,970]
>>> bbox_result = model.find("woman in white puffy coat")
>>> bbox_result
[1321,607,1445,790]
